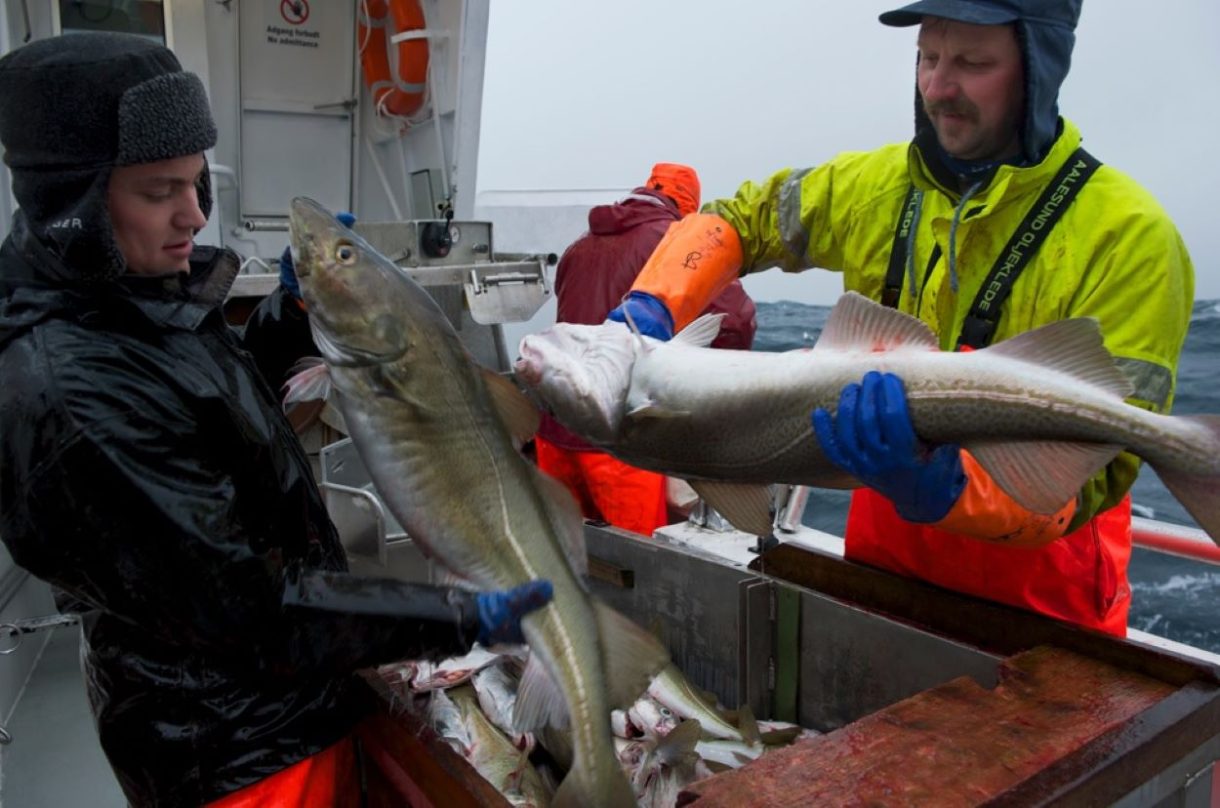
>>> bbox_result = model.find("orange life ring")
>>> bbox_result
[358,0,428,118]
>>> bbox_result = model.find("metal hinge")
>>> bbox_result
[0,613,80,653]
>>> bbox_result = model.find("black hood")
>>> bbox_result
[0,32,217,281]
[881,0,1082,167]
[0,212,240,354]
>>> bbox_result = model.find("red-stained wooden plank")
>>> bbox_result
[679,646,1175,807]
[358,711,511,808]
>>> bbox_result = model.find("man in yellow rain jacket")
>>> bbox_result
[607,0,1194,635]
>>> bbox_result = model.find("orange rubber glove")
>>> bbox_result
[621,213,744,334]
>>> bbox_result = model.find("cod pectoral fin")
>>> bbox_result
[282,356,332,408]
[968,440,1121,514]
[736,704,761,746]
[672,313,726,348]
[654,718,701,766]
[480,366,542,446]
[759,725,804,746]
[597,601,671,710]
[688,480,775,537]
[813,291,938,353]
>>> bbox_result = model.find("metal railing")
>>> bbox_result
[1131,516,1220,566]
[775,486,1219,567]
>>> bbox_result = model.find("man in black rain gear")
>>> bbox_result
[0,32,550,806]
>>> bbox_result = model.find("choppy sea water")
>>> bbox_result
[753,298,1220,652]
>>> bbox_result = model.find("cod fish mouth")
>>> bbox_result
[514,341,546,388]
[516,323,638,443]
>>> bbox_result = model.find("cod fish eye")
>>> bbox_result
[335,243,357,264]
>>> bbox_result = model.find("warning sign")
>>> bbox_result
[244,0,349,93]
[268,0,319,49]
[280,0,309,25]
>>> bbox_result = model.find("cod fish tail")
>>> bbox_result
[1151,414,1220,545]
[554,754,638,808]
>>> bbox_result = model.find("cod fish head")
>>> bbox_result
[515,321,642,445]
[288,196,426,366]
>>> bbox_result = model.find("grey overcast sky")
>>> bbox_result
[477,1,1220,305]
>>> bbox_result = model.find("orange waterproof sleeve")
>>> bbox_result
[932,451,1076,548]
[629,213,743,332]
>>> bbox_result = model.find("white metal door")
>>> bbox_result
[237,0,356,219]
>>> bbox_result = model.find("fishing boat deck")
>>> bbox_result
[4,528,1219,806]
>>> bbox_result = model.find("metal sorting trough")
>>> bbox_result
[324,438,1220,805]
[588,528,1220,806]
[581,523,1002,733]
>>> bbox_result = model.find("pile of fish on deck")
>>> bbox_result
[377,646,815,807]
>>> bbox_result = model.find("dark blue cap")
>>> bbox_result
[879,0,1080,31]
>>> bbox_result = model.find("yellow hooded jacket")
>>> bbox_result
[709,118,1194,533]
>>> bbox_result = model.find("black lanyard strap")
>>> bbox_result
[957,148,1101,348]
[882,186,923,308]
[883,148,1101,349]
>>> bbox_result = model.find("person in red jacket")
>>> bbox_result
[535,163,757,535]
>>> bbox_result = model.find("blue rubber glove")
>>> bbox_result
[811,371,966,524]
[606,291,675,341]
[475,579,554,646]
[280,211,356,301]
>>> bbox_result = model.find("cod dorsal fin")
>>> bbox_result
[672,313,726,348]
[596,601,671,710]
[982,318,1133,399]
[514,652,569,732]
[814,291,938,353]
[479,366,541,446]
[532,467,589,579]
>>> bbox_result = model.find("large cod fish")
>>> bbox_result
[288,197,668,807]
[516,292,1220,544]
